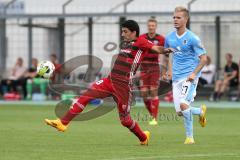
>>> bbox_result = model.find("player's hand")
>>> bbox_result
[187,73,196,82]
[164,48,175,55]
[163,72,172,81]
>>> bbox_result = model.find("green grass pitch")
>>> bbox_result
[0,104,240,160]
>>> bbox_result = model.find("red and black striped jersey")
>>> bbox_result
[139,33,165,63]
[109,37,154,85]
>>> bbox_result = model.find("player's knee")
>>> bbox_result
[180,103,189,111]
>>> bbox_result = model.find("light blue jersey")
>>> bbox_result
[165,29,206,81]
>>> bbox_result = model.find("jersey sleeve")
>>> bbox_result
[192,35,207,56]
[158,36,165,46]
[136,37,154,51]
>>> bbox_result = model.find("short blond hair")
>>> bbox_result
[148,17,158,24]
[174,6,189,18]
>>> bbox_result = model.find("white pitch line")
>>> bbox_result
[102,153,240,160]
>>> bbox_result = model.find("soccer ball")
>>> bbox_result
[37,60,55,79]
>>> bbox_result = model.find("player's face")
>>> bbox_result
[147,22,157,34]
[121,27,136,42]
[173,11,188,29]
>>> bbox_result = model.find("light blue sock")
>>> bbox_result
[182,108,193,138]
[190,106,201,115]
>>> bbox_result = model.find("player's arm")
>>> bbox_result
[150,45,164,54]
[189,54,208,81]
[187,36,207,82]
[150,46,175,55]
[167,55,172,80]
[164,48,175,55]
[139,37,174,55]
[162,54,172,81]
[162,36,173,80]
[161,55,168,76]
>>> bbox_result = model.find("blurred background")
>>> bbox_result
[1,2,240,160]
[0,0,239,101]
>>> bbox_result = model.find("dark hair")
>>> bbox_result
[121,20,140,37]
[226,53,232,59]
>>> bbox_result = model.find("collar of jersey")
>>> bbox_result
[146,33,156,40]
[175,29,188,39]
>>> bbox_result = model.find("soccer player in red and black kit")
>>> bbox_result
[45,20,170,145]
[139,18,165,125]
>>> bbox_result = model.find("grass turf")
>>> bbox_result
[0,104,240,160]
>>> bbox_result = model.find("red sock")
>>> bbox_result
[144,98,153,116]
[61,102,85,125]
[151,97,159,119]
[130,122,147,142]
[61,96,91,125]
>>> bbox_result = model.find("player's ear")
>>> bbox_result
[132,30,137,37]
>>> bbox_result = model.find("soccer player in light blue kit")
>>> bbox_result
[164,6,207,144]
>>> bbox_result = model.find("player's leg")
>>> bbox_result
[188,87,207,127]
[117,103,149,145]
[148,69,160,125]
[173,80,195,143]
[60,77,113,125]
[114,83,150,145]
[179,80,195,144]
[140,72,153,117]
[172,80,182,116]
[140,86,153,116]
[180,103,194,144]
[45,77,113,131]
[140,71,159,125]
[180,78,207,144]
[173,79,194,144]
[147,86,159,125]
